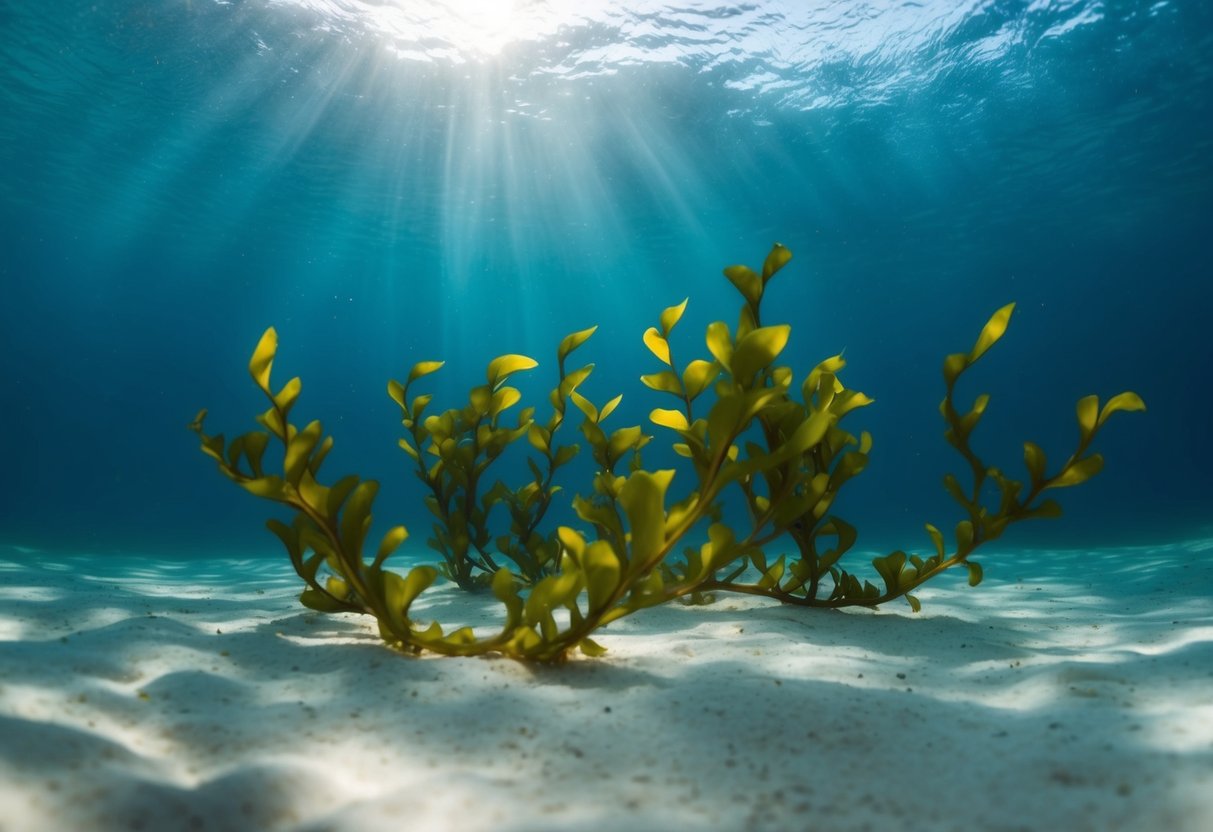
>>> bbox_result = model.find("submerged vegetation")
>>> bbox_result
[192,244,1144,662]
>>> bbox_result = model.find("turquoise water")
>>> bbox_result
[1,1,1210,559]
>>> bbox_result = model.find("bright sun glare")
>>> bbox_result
[347,0,571,60]
[447,0,523,55]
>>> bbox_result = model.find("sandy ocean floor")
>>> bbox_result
[1,540,1211,832]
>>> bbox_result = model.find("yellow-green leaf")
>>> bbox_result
[966,561,983,587]
[619,469,674,562]
[373,525,408,569]
[583,541,621,611]
[384,565,438,624]
[757,554,787,590]
[570,390,599,422]
[1048,454,1104,488]
[1076,395,1099,439]
[723,264,762,305]
[240,475,285,499]
[491,386,522,417]
[558,326,597,364]
[486,354,538,386]
[273,377,302,415]
[761,243,792,281]
[872,550,907,593]
[326,475,359,516]
[469,385,492,415]
[554,444,579,466]
[906,594,921,613]
[955,519,974,553]
[640,370,683,396]
[525,573,582,625]
[579,637,608,657]
[787,409,832,455]
[1023,441,1047,483]
[325,577,349,603]
[968,303,1015,364]
[649,408,689,431]
[407,360,445,384]
[924,523,945,559]
[683,360,720,399]
[492,567,523,625]
[660,298,689,337]
[507,625,542,654]
[1098,391,1146,427]
[700,522,740,574]
[284,420,323,484]
[559,364,594,399]
[339,480,379,558]
[705,321,733,369]
[608,425,644,459]
[643,327,671,365]
[1026,498,1063,519]
[599,394,624,422]
[556,526,586,561]
[731,325,791,383]
[248,328,277,392]
[300,588,348,613]
[942,353,968,386]
[527,424,550,452]
[387,379,406,410]
[411,394,434,420]
[960,393,990,435]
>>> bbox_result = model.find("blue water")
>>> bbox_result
[1,0,1210,559]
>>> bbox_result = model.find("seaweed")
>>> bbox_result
[192,243,1144,662]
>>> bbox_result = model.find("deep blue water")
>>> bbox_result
[1,0,1210,560]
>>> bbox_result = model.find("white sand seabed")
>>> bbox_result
[1,542,1211,832]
